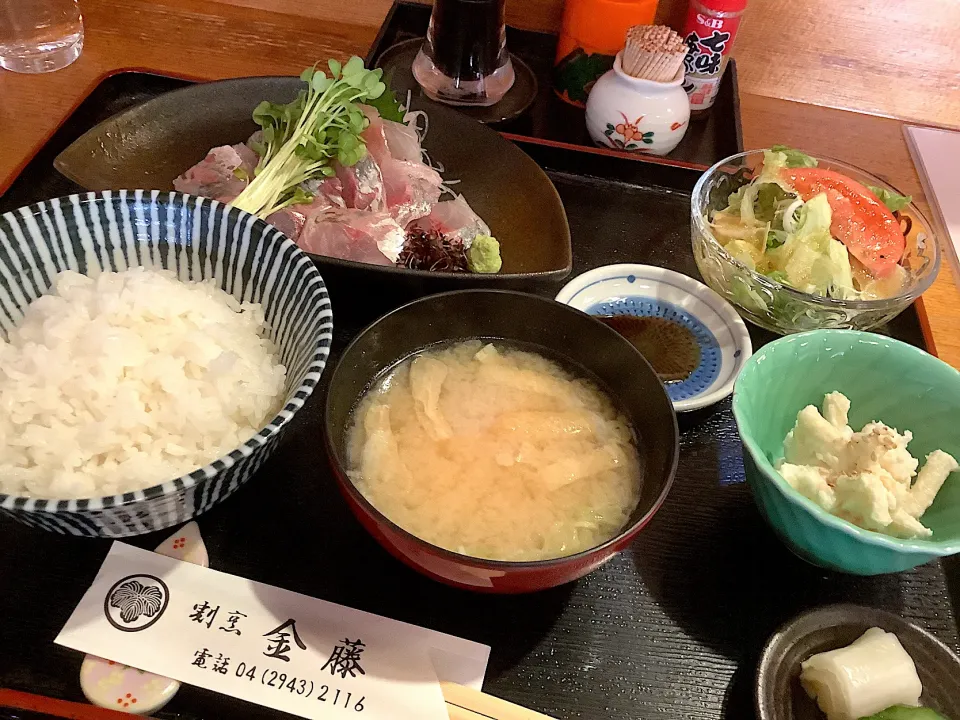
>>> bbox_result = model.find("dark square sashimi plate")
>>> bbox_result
[52,76,572,314]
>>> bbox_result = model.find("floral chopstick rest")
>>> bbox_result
[585,25,690,156]
[80,659,180,715]
[153,521,209,567]
[79,522,209,715]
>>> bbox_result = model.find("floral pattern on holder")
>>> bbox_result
[604,113,654,151]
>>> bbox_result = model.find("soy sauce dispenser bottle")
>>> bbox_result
[412,0,516,107]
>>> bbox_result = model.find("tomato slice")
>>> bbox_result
[780,167,905,278]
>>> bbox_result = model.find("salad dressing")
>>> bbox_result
[707,146,912,302]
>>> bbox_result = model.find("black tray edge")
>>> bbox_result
[0,67,203,199]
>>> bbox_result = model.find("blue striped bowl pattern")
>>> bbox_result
[0,191,333,536]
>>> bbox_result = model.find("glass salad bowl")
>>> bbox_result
[691,150,940,334]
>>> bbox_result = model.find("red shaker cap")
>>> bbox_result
[696,0,748,13]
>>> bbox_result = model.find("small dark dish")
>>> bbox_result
[53,76,571,310]
[324,289,679,593]
[757,604,960,720]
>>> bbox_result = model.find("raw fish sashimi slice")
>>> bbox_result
[361,104,425,164]
[413,195,491,245]
[383,161,443,228]
[264,178,346,241]
[265,208,306,240]
[360,105,392,161]
[173,144,257,202]
[335,155,386,212]
[360,106,442,227]
[382,118,424,164]
[361,105,425,165]
[300,176,348,209]
[297,208,405,265]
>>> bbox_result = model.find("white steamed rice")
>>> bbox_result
[0,268,286,499]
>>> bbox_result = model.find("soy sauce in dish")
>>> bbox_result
[598,315,700,383]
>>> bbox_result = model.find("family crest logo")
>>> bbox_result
[103,574,170,632]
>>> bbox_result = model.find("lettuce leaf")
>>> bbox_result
[711,167,753,213]
[725,239,765,270]
[727,185,748,213]
[755,183,792,223]
[867,185,912,213]
[770,193,855,297]
[731,275,770,314]
[795,192,833,238]
[758,150,804,192]
[822,236,856,298]
[758,150,790,184]
[766,230,787,249]
[770,145,818,168]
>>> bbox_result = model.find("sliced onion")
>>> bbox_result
[740,183,759,225]
[782,198,805,233]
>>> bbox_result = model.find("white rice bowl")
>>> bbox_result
[0,267,287,500]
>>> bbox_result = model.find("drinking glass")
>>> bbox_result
[0,0,84,73]
[412,0,515,107]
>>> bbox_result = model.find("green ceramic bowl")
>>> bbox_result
[733,330,960,575]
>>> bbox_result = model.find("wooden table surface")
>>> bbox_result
[505,0,960,131]
[1,0,957,364]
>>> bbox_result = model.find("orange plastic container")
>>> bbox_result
[554,0,659,106]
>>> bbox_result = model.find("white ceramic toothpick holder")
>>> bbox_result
[585,52,691,157]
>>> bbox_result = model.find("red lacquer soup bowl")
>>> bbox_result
[324,290,679,593]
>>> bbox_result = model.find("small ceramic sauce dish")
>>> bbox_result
[756,604,960,720]
[585,52,690,156]
[556,264,751,412]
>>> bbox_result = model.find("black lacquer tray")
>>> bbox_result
[0,71,956,720]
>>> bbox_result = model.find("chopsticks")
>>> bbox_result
[442,682,557,720]
[0,688,159,719]
[1,685,557,720]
